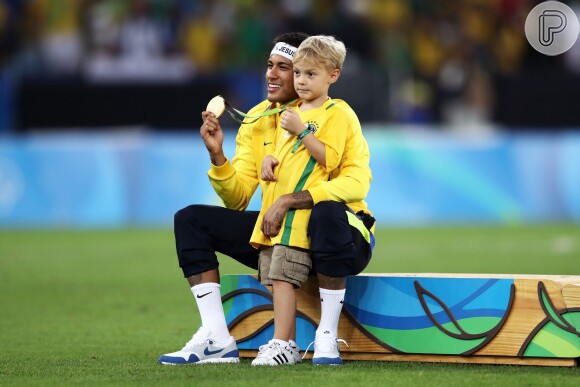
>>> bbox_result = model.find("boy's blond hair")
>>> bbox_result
[293,35,347,71]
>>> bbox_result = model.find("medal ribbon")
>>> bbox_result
[223,98,299,124]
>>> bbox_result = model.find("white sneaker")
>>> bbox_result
[158,326,239,365]
[251,340,296,366]
[289,340,302,363]
[306,331,348,365]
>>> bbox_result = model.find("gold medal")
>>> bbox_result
[206,95,299,124]
[206,95,226,118]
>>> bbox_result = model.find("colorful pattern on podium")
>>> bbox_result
[343,277,514,355]
[220,274,580,366]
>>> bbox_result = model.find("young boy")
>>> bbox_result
[249,35,355,366]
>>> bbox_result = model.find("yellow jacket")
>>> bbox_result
[208,98,373,232]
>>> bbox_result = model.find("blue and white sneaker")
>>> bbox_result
[308,331,348,365]
[158,327,239,365]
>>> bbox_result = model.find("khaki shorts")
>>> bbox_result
[259,245,312,288]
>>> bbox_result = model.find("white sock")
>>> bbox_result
[317,288,346,337]
[289,339,299,349]
[191,283,230,344]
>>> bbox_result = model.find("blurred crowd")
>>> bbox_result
[1,0,579,127]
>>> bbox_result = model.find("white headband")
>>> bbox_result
[270,42,297,61]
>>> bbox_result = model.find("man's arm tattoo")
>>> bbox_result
[290,191,314,209]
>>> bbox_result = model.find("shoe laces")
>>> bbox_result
[183,326,212,349]
[288,340,300,351]
[302,334,349,360]
[256,340,285,358]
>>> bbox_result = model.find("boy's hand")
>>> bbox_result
[280,109,303,136]
[261,155,279,182]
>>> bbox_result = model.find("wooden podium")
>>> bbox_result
[220,274,580,367]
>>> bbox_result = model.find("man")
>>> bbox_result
[158,32,374,366]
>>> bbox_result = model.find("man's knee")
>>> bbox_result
[310,201,345,227]
[174,204,207,229]
[174,205,219,277]
[309,202,371,277]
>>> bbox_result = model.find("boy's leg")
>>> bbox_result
[272,285,302,362]
[159,204,259,365]
[288,301,300,356]
[252,246,310,366]
[272,279,296,342]
[259,247,302,362]
[308,201,374,365]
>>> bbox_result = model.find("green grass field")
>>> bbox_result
[1,225,579,386]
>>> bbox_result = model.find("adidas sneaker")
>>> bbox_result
[158,326,239,365]
[289,340,302,363]
[251,340,295,366]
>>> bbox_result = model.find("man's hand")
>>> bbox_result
[261,195,290,237]
[261,155,279,182]
[261,191,314,237]
[280,109,304,136]
[200,111,226,166]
